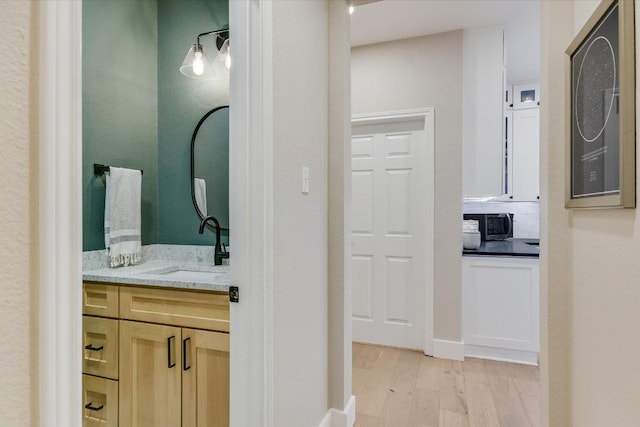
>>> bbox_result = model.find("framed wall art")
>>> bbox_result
[565,0,635,208]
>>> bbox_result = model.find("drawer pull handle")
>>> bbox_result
[167,335,176,368]
[84,403,104,412]
[183,337,191,371]
[84,344,103,352]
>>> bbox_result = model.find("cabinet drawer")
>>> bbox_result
[83,283,119,318]
[120,287,229,332]
[83,316,119,380]
[83,374,118,427]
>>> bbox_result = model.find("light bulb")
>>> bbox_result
[193,51,204,76]
[349,5,355,14]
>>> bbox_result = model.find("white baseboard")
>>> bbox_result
[465,344,539,366]
[433,339,465,361]
[319,395,356,427]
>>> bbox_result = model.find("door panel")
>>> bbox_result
[119,320,182,427]
[182,329,230,427]
[351,118,431,350]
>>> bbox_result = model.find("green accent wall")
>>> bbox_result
[82,0,229,251]
[82,0,158,251]
[157,0,229,246]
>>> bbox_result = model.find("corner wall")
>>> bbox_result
[351,31,464,341]
[271,1,330,425]
[0,0,38,425]
[542,0,640,425]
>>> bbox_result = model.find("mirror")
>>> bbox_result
[190,105,230,236]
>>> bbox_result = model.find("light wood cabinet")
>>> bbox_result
[83,283,119,318]
[182,329,230,427]
[82,282,230,426]
[83,316,119,380]
[119,320,183,427]
[120,286,229,332]
[83,374,118,427]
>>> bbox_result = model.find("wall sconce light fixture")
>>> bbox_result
[180,28,230,78]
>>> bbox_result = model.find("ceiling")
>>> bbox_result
[351,0,541,83]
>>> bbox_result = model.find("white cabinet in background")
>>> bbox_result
[462,256,539,365]
[507,107,540,201]
[462,26,505,198]
[511,82,540,110]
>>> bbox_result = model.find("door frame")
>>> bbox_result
[37,1,269,425]
[351,108,435,356]
[39,1,83,424]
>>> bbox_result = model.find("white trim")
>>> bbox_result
[38,1,83,426]
[331,395,357,427]
[465,344,539,366]
[433,339,465,361]
[318,396,357,427]
[352,107,437,125]
[319,411,332,427]
[351,107,435,356]
[229,0,273,426]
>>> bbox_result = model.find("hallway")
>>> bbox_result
[353,343,539,426]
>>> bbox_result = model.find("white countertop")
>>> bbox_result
[83,246,231,292]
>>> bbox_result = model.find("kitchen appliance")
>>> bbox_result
[463,213,514,241]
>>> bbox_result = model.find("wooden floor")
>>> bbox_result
[353,343,539,427]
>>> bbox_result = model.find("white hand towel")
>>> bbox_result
[104,167,142,267]
[194,178,207,217]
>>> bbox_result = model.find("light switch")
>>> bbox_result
[302,166,310,194]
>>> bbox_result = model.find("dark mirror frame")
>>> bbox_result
[190,105,230,230]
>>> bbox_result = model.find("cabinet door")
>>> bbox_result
[83,316,118,380]
[83,374,118,427]
[462,26,505,198]
[462,257,540,354]
[182,329,230,427]
[119,320,182,427]
[511,108,540,201]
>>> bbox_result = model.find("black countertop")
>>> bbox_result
[462,238,539,258]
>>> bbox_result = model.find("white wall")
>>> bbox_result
[351,31,463,341]
[0,0,38,425]
[271,2,330,425]
[328,0,353,414]
[542,0,640,425]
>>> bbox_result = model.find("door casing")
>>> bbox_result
[351,108,435,356]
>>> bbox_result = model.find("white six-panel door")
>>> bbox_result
[351,111,434,351]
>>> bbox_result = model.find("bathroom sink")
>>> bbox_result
[136,264,229,282]
[148,269,225,281]
[137,264,228,278]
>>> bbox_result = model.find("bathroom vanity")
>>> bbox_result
[82,247,231,427]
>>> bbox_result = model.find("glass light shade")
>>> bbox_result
[180,44,215,78]
[213,39,231,71]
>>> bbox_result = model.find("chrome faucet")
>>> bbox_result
[198,215,229,265]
